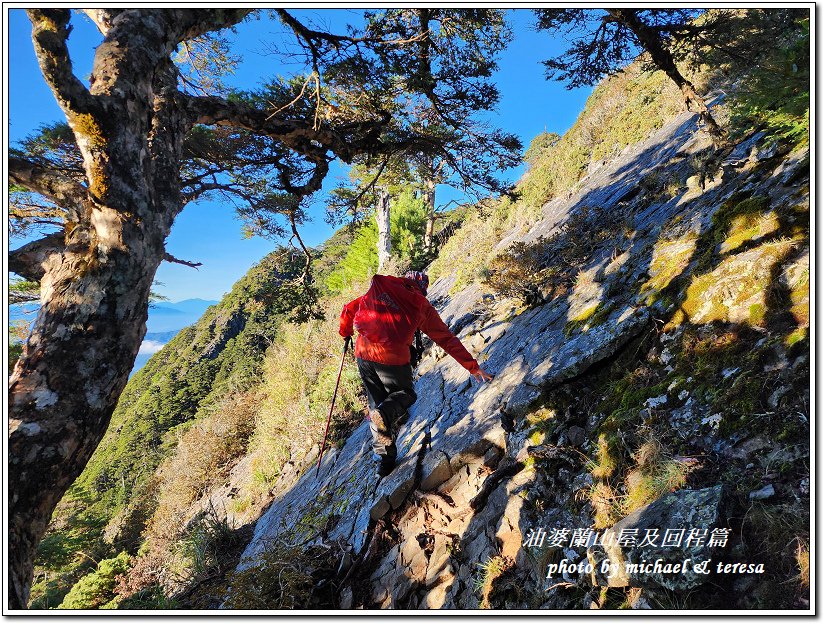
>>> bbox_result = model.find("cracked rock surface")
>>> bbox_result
[231,103,809,609]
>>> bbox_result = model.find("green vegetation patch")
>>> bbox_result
[223,539,341,609]
[640,233,698,300]
[57,552,130,610]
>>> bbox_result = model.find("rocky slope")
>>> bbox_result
[222,102,810,609]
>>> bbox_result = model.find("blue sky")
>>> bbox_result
[8,9,592,301]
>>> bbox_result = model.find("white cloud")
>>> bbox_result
[138,340,166,355]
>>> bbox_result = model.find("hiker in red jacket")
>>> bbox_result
[340,271,493,477]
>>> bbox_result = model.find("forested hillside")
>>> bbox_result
[28,249,322,607]
[13,8,809,612]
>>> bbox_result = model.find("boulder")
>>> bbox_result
[587,485,727,591]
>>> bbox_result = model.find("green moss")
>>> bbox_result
[682,237,798,326]
[691,194,771,274]
[789,267,810,326]
[57,552,131,609]
[641,234,698,297]
[721,211,780,254]
[564,302,602,336]
[749,303,766,325]
[72,113,106,148]
[785,326,807,347]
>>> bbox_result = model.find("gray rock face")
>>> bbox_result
[225,96,808,609]
[587,486,727,591]
[748,484,775,500]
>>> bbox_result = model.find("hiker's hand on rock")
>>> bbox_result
[472,368,493,383]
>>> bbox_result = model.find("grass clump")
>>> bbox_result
[474,555,513,609]
[621,437,693,514]
[796,540,810,588]
[246,283,367,491]
[429,197,514,292]
[739,503,810,608]
[119,504,244,605]
[589,482,621,530]
[588,434,618,480]
[587,434,693,529]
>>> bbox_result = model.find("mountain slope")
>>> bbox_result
[227,100,809,608]
[32,38,810,610]
[28,250,311,608]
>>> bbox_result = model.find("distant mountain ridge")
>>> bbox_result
[145,299,219,333]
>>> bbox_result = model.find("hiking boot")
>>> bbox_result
[369,408,389,434]
[376,454,396,478]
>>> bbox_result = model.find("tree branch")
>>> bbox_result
[9,156,88,222]
[275,9,427,49]
[181,94,351,159]
[81,9,125,35]
[277,158,330,197]
[174,9,254,43]
[26,10,98,116]
[9,233,65,282]
[287,212,312,282]
[163,252,202,269]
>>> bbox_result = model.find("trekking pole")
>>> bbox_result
[316,337,350,478]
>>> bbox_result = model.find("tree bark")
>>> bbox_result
[376,189,391,273]
[7,9,205,608]
[607,9,729,148]
[423,177,436,253]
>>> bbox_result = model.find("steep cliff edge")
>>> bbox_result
[227,103,809,609]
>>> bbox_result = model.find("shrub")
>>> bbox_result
[152,389,257,521]
[482,240,550,305]
[223,540,341,609]
[483,205,630,305]
[57,552,131,609]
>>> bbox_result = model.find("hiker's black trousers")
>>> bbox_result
[356,357,417,459]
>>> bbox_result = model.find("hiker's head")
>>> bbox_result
[404,271,429,296]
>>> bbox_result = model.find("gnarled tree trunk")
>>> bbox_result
[8,9,248,608]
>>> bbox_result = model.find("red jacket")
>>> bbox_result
[340,275,480,374]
